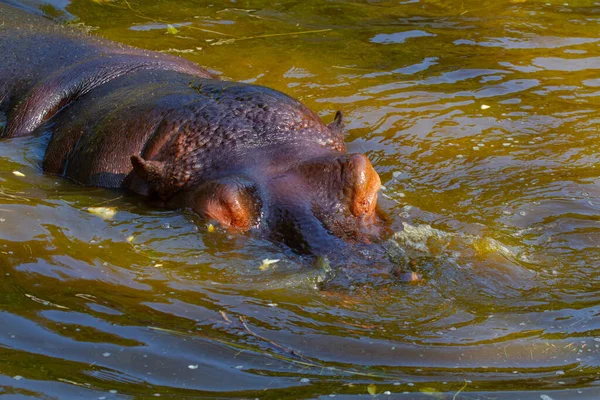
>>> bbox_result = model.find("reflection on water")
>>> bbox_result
[1,0,600,398]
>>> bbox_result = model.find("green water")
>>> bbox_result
[1,0,600,398]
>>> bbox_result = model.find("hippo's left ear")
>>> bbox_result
[131,155,166,181]
[131,155,168,196]
[328,111,345,138]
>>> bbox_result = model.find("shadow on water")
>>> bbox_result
[1,0,600,398]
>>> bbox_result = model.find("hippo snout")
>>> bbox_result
[311,240,420,290]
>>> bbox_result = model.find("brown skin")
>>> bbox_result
[0,4,398,286]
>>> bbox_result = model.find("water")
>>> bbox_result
[1,0,600,398]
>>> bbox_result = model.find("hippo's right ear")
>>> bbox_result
[328,111,345,138]
[131,155,167,186]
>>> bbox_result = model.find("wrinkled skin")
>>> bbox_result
[0,3,399,286]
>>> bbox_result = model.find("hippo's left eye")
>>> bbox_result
[191,178,262,231]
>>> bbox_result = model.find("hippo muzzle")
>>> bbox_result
[181,150,400,288]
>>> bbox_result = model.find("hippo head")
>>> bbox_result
[162,107,388,259]
[189,149,385,255]
[127,82,396,285]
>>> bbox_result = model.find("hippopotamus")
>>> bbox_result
[0,3,394,282]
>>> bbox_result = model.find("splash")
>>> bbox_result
[387,222,537,299]
[391,222,514,258]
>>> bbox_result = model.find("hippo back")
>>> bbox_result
[42,68,345,196]
[0,3,213,138]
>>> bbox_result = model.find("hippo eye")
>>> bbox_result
[341,154,381,218]
[191,178,261,231]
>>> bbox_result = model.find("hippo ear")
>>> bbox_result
[342,154,381,218]
[328,111,345,137]
[130,155,167,185]
[193,179,261,231]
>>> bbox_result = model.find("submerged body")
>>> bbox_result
[0,3,388,276]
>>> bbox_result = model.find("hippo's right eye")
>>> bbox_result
[341,153,381,219]
[191,178,261,231]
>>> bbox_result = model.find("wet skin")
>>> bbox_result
[0,3,391,280]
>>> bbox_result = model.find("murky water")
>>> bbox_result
[1,0,600,398]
